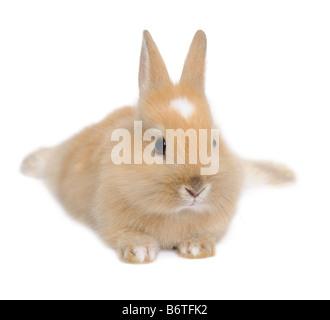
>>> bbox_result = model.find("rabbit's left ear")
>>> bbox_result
[180,30,207,91]
[139,31,171,97]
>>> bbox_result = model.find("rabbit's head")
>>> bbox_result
[108,31,242,216]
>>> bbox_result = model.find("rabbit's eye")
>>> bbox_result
[155,138,166,155]
[213,139,217,148]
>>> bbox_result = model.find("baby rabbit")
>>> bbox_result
[22,31,294,263]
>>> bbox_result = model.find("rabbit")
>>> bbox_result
[21,31,295,264]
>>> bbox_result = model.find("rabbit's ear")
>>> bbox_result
[139,31,171,96]
[180,30,207,91]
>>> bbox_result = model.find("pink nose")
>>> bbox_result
[185,188,200,198]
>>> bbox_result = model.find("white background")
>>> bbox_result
[1,1,329,300]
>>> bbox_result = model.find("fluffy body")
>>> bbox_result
[21,31,294,263]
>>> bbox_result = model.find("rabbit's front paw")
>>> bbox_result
[177,241,215,259]
[120,244,159,264]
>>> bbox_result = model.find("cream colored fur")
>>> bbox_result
[21,31,295,264]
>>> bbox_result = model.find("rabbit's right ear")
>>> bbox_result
[139,31,171,97]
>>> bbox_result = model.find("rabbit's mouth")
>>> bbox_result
[178,184,211,210]
[189,199,197,207]
[188,197,205,207]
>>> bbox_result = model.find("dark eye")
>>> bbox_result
[213,139,217,148]
[155,138,166,155]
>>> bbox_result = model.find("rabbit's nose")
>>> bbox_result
[185,187,205,198]
[187,177,204,192]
